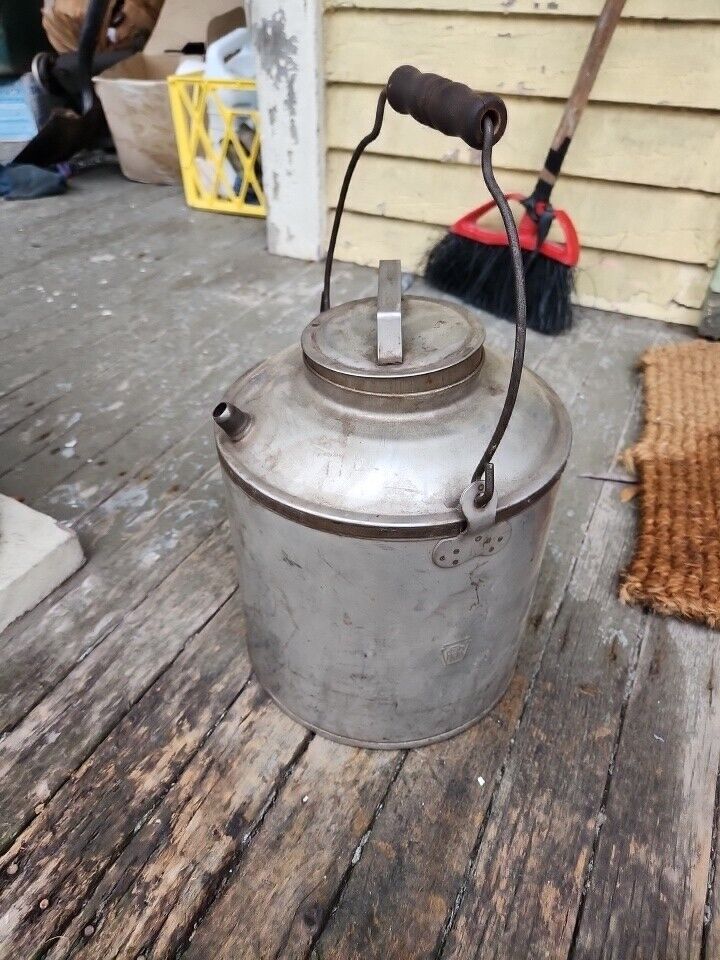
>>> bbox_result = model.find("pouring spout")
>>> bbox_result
[213,401,251,441]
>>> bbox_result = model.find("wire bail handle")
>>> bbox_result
[321,66,527,516]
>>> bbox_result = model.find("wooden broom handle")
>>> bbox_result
[533,0,626,203]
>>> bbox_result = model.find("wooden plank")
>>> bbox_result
[0,242,300,439]
[0,598,253,960]
[3,168,140,233]
[329,211,709,325]
[182,738,402,960]
[0,224,268,427]
[0,526,235,851]
[0,190,220,327]
[325,11,720,110]
[0,280,268,481]
[0,250,301,479]
[1,201,267,343]
[308,703,530,960]
[31,259,377,524]
[0,170,155,286]
[0,212,267,406]
[5,171,709,960]
[39,685,308,960]
[0,466,226,734]
[435,479,653,957]
[327,85,720,194]
[325,0,720,20]
[0,187,186,348]
[0,257,374,502]
[570,616,720,959]
[327,150,720,266]
[306,301,665,960]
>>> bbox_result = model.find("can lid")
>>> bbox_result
[216,337,571,539]
[216,259,571,540]
[301,295,485,395]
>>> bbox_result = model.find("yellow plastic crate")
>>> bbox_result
[167,72,266,217]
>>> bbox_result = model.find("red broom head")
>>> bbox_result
[450,192,580,267]
[425,192,580,334]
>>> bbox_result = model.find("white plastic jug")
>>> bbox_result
[202,27,258,197]
[205,26,257,111]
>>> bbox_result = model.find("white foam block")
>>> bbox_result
[0,494,84,633]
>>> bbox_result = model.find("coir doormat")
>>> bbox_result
[620,339,720,628]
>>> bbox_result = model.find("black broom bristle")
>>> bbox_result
[425,233,574,335]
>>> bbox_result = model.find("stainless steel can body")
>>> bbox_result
[223,475,558,748]
[214,291,571,749]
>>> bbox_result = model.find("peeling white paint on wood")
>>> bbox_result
[249,0,326,260]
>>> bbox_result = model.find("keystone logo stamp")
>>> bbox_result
[442,639,470,666]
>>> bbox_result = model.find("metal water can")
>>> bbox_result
[213,67,572,747]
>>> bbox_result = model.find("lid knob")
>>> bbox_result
[376,259,403,366]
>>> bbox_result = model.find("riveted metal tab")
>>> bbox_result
[432,479,510,567]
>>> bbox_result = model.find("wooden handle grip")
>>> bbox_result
[386,65,507,149]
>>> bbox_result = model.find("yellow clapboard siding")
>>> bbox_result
[330,211,708,325]
[327,150,720,266]
[325,0,720,21]
[327,85,720,194]
[325,10,720,110]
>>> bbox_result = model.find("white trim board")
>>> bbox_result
[249,0,326,260]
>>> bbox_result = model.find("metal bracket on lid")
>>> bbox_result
[432,478,510,568]
[376,259,403,365]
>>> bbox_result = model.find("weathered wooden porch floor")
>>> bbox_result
[2,170,719,960]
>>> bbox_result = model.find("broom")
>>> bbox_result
[425,0,626,334]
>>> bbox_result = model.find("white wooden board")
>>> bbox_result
[0,495,84,633]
